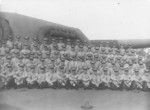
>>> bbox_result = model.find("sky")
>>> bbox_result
[0,0,150,40]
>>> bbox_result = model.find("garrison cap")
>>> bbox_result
[23,52,28,55]
[103,67,108,71]
[33,37,37,41]
[76,39,80,42]
[50,57,55,61]
[40,57,45,61]
[134,68,139,72]
[113,68,119,72]
[62,44,66,48]
[94,53,99,58]
[24,36,29,40]
[87,45,91,49]
[6,64,12,68]
[2,41,6,44]
[92,67,97,71]
[33,43,38,47]
[5,48,10,53]
[37,51,42,55]
[43,38,48,41]
[54,51,59,55]
[124,67,129,71]
[46,51,50,55]
[59,65,65,69]
[67,39,71,42]
[49,64,55,69]
[144,69,149,73]
[59,37,63,40]
[90,60,96,64]
[71,44,75,48]
[16,36,21,39]
[30,52,35,55]
[83,66,88,70]
[108,48,113,52]
[6,55,12,59]
[95,46,99,50]
[30,65,36,69]
[129,61,133,66]
[29,57,34,60]
[40,65,46,69]
[18,63,25,67]
[71,67,76,71]
[18,56,23,59]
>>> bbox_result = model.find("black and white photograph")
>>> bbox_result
[0,0,150,110]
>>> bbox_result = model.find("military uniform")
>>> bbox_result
[68,58,78,71]
[131,68,143,90]
[13,63,27,88]
[0,63,15,88]
[83,41,88,52]
[121,68,132,90]
[14,36,22,50]
[75,40,80,52]
[57,37,65,51]
[23,36,30,46]
[6,36,13,49]
[46,64,57,88]
[40,38,49,51]
[90,67,101,89]
[66,39,72,52]
[141,69,150,91]
[0,41,9,57]
[77,45,85,61]
[110,69,121,90]
[86,46,93,61]
[56,65,67,88]
[101,67,111,89]
[20,43,30,57]
[67,67,78,89]
[37,65,47,88]
[79,66,91,89]
[69,45,77,60]
[31,43,39,54]
[30,37,39,51]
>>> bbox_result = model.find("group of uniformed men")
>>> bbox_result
[0,35,150,91]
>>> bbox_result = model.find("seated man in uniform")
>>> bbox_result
[110,68,122,90]
[89,67,101,89]
[131,68,143,90]
[78,66,91,89]
[26,64,38,89]
[13,63,27,88]
[0,63,15,89]
[46,64,57,89]
[56,65,67,88]
[121,68,132,90]
[101,67,111,89]
[37,65,47,89]
[66,67,78,89]
[141,69,150,91]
